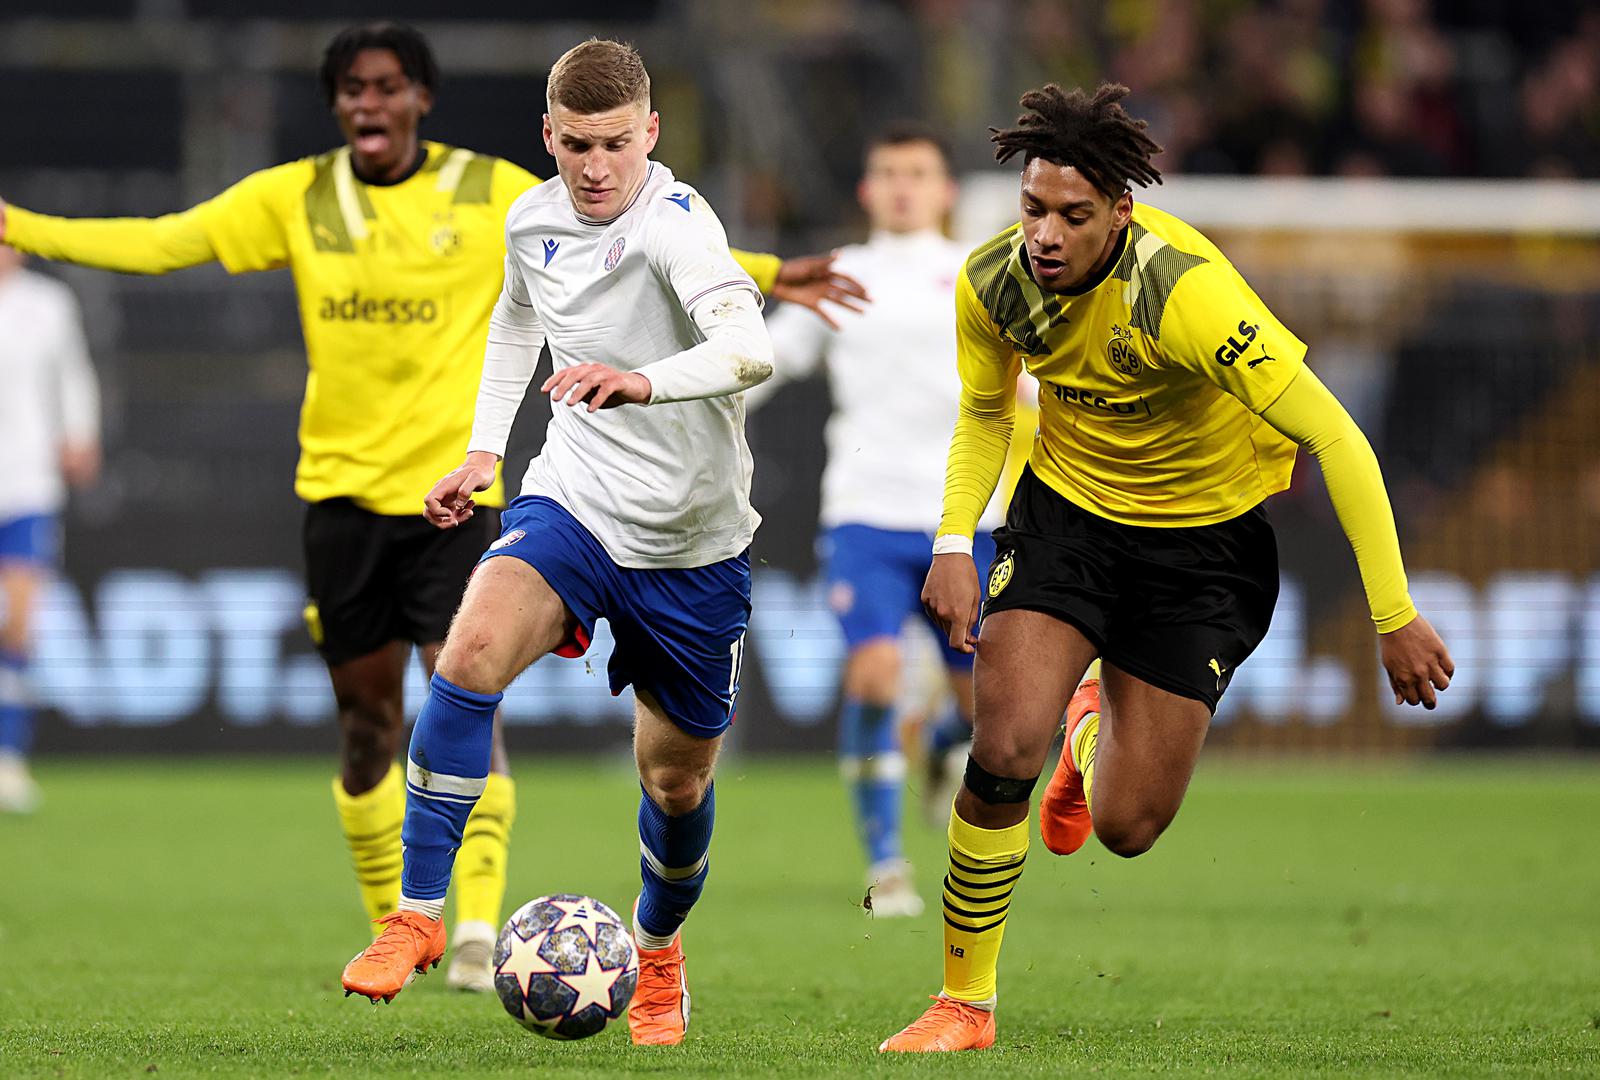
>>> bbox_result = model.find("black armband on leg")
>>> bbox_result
[962,756,1039,805]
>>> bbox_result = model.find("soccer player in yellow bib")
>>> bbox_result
[881,83,1456,1052]
[0,22,862,992]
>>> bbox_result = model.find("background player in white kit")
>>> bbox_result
[340,39,773,1047]
[0,244,100,813]
[750,125,1017,916]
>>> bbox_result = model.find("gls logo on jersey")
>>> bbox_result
[1213,320,1260,366]
[317,291,440,324]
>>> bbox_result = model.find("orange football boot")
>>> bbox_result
[341,911,446,1004]
[879,996,996,1052]
[1039,660,1100,856]
[629,935,691,1045]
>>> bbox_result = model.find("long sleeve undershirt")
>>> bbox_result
[1258,366,1416,632]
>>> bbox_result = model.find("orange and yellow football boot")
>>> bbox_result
[1039,659,1100,856]
[341,911,446,1004]
[628,936,690,1045]
[879,996,996,1052]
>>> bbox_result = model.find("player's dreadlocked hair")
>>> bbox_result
[990,83,1163,199]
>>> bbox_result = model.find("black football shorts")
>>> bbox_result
[302,497,500,666]
[981,467,1279,712]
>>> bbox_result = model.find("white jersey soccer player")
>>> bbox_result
[749,126,1012,919]
[0,246,101,812]
[478,160,763,569]
[342,40,772,1047]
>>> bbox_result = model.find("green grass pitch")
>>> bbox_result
[2,755,1596,1077]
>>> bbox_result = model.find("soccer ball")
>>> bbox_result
[493,894,639,1040]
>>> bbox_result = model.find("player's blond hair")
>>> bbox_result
[546,38,651,114]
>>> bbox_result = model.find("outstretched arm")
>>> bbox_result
[1260,365,1454,707]
[0,198,219,275]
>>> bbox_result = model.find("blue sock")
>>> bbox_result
[0,649,31,756]
[400,673,501,903]
[636,782,715,945]
[928,702,973,757]
[838,698,902,867]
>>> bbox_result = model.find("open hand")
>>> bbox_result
[541,362,651,412]
[770,252,870,330]
[1380,614,1454,709]
[922,552,982,653]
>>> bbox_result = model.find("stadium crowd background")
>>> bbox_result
[0,0,1596,755]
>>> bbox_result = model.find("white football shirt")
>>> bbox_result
[753,229,1010,533]
[0,268,100,520]
[469,163,767,569]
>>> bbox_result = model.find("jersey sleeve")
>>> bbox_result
[644,189,763,317]
[4,204,218,275]
[1261,366,1417,633]
[195,163,299,274]
[1154,259,1307,414]
[468,254,547,459]
[743,300,830,410]
[730,249,781,295]
[937,266,1021,546]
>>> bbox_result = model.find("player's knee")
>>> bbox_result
[1093,815,1166,859]
[842,640,900,704]
[968,732,1047,786]
[337,696,403,780]
[435,633,510,695]
[639,763,711,817]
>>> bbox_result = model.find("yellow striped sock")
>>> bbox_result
[453,772,516,929]
[331,763,404,928]
[1072,709,1100,813]
[941,807,1029,1004]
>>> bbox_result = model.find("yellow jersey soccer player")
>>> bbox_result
[0,22,862,992]
[882,83,1455,1053]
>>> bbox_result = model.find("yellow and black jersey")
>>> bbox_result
[953,202,1307,529]
[7,142,783,517]
[204,142,534,514]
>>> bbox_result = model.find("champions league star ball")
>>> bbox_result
[494,894,639,1040]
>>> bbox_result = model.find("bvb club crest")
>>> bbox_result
[987,551,1015,598]
[430,216,462,256]
[1107,323,1140,376]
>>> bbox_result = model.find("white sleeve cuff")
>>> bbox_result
[932,534,974,556]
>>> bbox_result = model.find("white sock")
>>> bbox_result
[939,990,997,1012]
[453,919,495,945]
[633,920,679,951]
[397,895,445,921]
